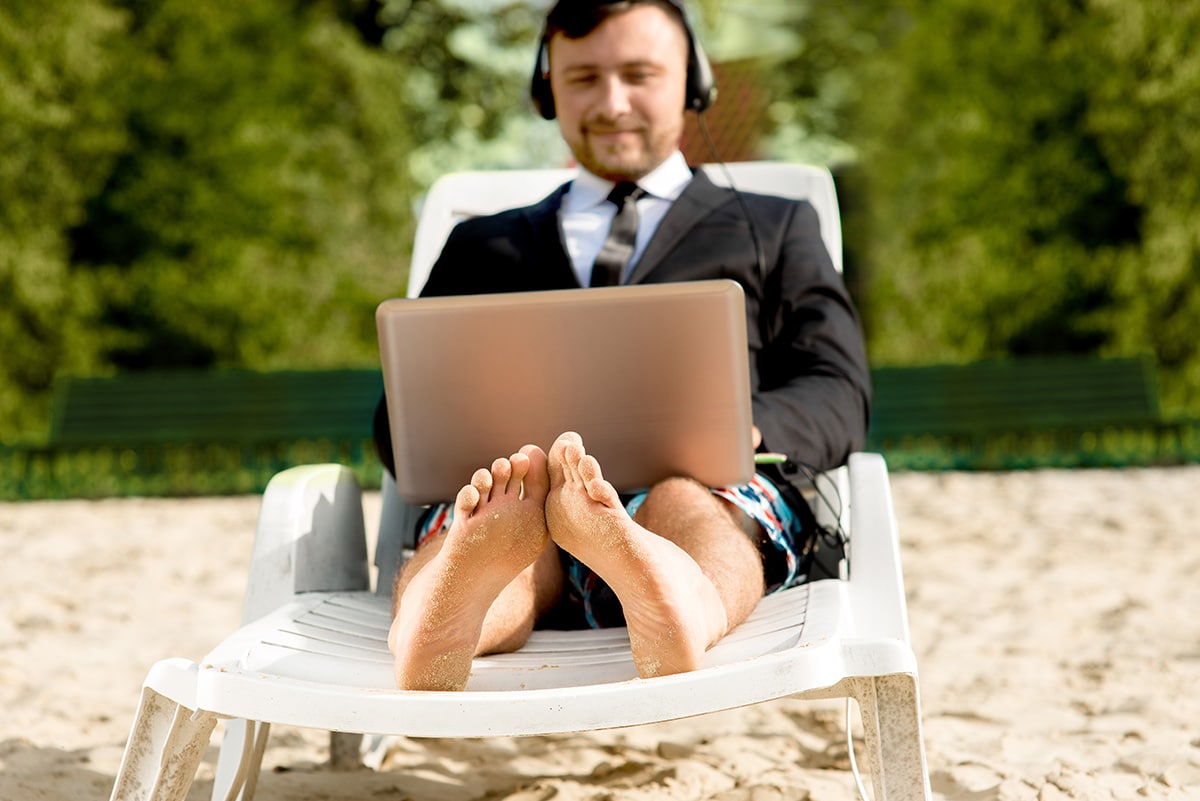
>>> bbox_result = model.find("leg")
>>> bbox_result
[211,720,269,801]
[633,478,766,629]
[388,445,562,690]
[545,432,764,678]
[851,674,932,801]
[110,685,218,801]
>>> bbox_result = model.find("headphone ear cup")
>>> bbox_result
[686,36,716,112]
[531,73,556,120]
[666,0,715,113]
[530,39,557,120]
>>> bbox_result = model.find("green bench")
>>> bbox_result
[19,368,386,498]
[49,369,383,449]
[51,357,1158,450]
[866,356,1162,467]
[38,356,1163,487]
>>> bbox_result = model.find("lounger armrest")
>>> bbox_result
[373,470,428,599]
[241,464,370,624]
[846,452,913,644]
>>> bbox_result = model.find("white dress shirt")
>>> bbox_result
[559,151,693,286]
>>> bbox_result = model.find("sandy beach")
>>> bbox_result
[2,465,1199,800]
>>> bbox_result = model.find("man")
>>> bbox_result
[379,0,871,691]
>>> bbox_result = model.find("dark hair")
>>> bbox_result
[544,0,687,40]
[530,0,716,120]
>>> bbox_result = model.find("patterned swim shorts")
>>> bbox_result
[413,472,808,629]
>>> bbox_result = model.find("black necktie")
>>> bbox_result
[589,182,645,287]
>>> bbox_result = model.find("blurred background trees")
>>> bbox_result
[803,0,1200,421]
[2,0,1199,442]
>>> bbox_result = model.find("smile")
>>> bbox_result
[588,129,640,140]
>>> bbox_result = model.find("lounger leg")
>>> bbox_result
[236,464,370,783]
[109,686,218,801]
[330,732,364,769]
[211,719,270,801]
[850,674,931,801]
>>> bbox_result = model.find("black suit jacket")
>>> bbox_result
[378,169,871,477]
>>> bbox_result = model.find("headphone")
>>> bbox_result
[530,0,717,121]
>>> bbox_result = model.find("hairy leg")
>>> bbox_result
[545,432,764,678]
[388,445,561,690]
[633,478,766,630]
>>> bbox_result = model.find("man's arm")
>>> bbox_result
[748,199,871,473]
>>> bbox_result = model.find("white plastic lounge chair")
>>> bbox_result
[109,163,932,801]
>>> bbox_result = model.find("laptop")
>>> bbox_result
[376,280,754,505]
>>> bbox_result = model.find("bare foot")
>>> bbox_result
[545,432,728,678]
[389,445,550,690]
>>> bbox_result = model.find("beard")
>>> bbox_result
[569,116,681,182]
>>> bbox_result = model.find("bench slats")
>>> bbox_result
[48,357,1160,451]
[49,369,383,447]
[868,356,1159,439]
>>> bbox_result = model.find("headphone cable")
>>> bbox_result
[695,111,767,284]
[698,108,867,801]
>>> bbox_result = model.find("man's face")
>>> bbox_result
[548,4,690,182]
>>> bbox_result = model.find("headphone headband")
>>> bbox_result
[530,0,716,121]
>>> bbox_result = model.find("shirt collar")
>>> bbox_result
[562,151,693,212]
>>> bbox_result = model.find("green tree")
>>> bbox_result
[10,0,1199,445]
[778,0,1200,415]
[68,0,416,372]
[848,3,1135,356]
[1,0,547,441]
[0,0,127,437]
[373,0,556,183]
[1087,0,1200,414]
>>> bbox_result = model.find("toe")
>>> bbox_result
[491,457,514,495]
[470,466,494,502]
[520,444,550,499]
[548,433,579,488]
[561,442,587,484]
[454,481,481,516]
[508,450,531,484]
[579,454,620,506]
[577,452,604,484]
[550,431,583,464]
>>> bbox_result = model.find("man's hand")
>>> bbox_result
[752,425,762,450]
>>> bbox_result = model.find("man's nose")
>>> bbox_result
[596,75,633,116]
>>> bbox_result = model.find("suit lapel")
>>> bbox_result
[628,170,730,285]
[520,183,579,286]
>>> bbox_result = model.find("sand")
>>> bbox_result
[2,466,1199,800]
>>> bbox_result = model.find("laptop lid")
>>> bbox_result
[376,280,754,505]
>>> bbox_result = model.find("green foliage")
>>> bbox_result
[0,0,545,443]
[8,420,1199,500]
[1,438,384,500]
[776,0,1200,417]
[0,0,127,436]
[6,0,1200,453]
[1086,0,1200,415]
[853,2,1138,355]
[374,0,560,183]
[68,0,416,374]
